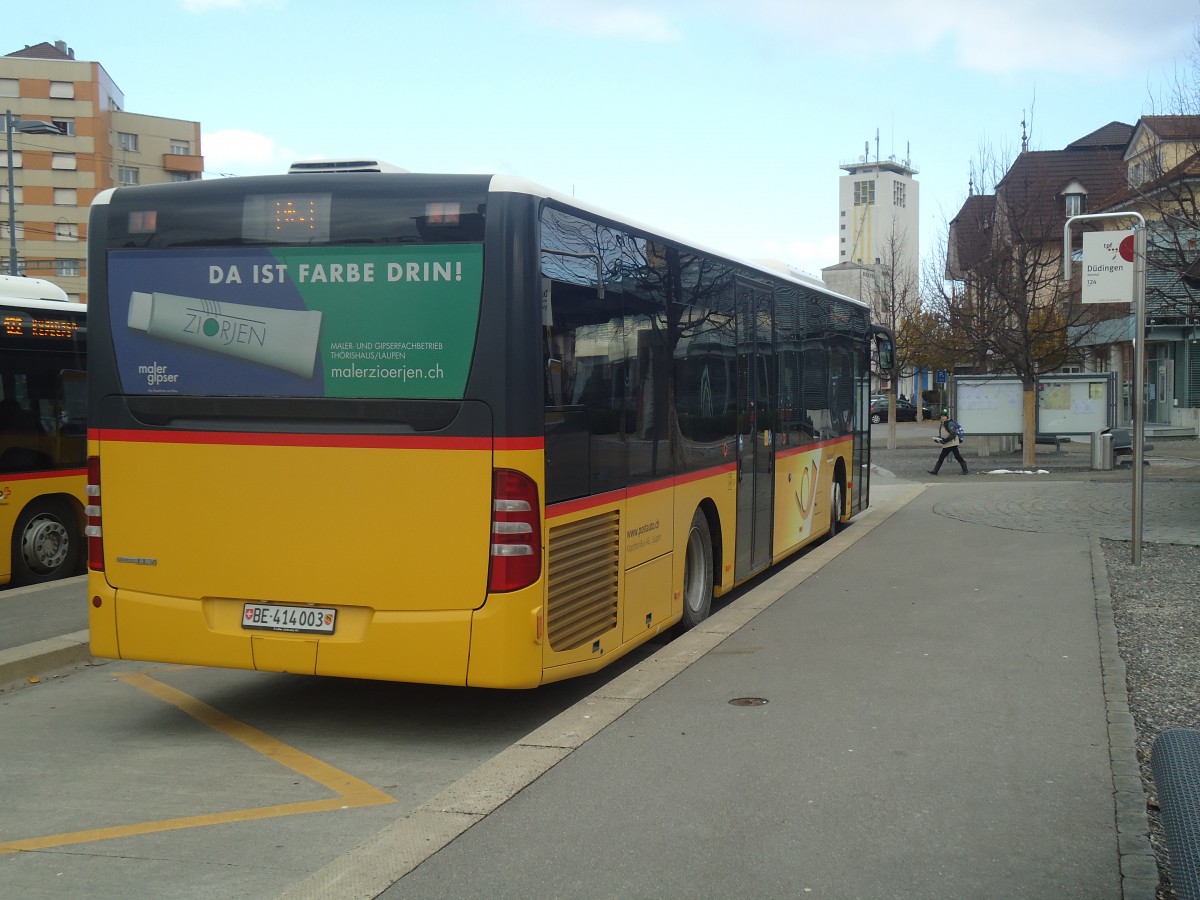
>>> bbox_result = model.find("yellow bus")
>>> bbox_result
[0,294,88,585]
[85,174,891,687]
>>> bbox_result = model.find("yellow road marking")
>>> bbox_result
[0,670,394,854]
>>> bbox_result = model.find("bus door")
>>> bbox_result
[851,351,870,513]
[734,279,774,580]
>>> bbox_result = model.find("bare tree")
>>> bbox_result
[1117,51,1200,325]
[932,141,1120,467]
[863,223,922,448]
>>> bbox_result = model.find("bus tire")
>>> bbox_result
[827,479,843,540]
[680,509,714,630]
[11,499,81,585]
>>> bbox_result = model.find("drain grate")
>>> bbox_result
[729,697,768,707]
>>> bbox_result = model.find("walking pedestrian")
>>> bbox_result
[928,409,968,475]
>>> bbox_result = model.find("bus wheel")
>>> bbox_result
[681,509,714,630]
[12,500,81,585]
[827,480,843,540]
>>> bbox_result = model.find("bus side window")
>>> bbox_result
[59,370,87,438]
[0,396,52,473]
[541,274,629,503]
[545,357,563,407]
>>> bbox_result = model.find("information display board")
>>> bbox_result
[952,373,1116,435]
[1035,373,1116,434]
[954,377,1023,435]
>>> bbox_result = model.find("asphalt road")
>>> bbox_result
[0,575,87,652]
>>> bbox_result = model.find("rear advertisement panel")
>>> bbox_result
[106,245,483,399]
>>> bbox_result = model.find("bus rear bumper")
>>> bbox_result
[87,584,480,686]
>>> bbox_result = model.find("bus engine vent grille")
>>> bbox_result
[547,510,620,652]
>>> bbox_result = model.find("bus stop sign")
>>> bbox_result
[1082,230,1135,304]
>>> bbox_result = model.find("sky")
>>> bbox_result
[9,0,1199,279]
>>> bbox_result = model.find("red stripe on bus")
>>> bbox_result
[547,463,737,520]
[494,437,544,451]
[626,464,737,498]
[90,428,493,451]
[776,435,853,460]
[1,468,86,482]
[547,486,628,519]
[673,463,737,487]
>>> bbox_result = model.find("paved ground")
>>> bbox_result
[871,425,1200,547]
[0,576,86,651]
[360,481,1137,900]
[932,482,1200,545]
[870,421,1200,484]
[2,425,1196,899]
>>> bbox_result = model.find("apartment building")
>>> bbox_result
[1097,115,1200,432]
[945,119,1200,433]
[0,40,203,303]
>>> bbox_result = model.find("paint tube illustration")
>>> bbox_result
[127,291,322,378]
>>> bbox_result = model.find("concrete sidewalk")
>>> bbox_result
[280,478,1164,900]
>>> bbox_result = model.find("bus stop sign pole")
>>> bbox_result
[1063,212,1147,565]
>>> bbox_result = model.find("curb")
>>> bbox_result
[1091,537,1160,899]
[0,629,96,693]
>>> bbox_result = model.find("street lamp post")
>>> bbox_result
[5,109,63,276]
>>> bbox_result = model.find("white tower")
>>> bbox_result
[824,133,922,400]
[833,134,920,291]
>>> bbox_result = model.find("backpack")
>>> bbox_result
[949,420,965,443]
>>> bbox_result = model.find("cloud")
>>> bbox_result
[498,0,1189,69]
[507,0,682,42]
[201,129,295,177]
[726,0,1195,75]
[935,0,1196,75]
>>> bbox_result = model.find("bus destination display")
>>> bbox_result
[1,310,82,342]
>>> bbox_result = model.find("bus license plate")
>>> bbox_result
[242,603,337,635]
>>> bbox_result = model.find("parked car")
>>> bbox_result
[869,396,932,424]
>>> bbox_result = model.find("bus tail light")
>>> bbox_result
[86,455,104,571]
[489,469,541,593]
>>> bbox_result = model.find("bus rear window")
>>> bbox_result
[105,176,488,249]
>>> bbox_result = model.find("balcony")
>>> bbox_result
[163,153,203,175]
